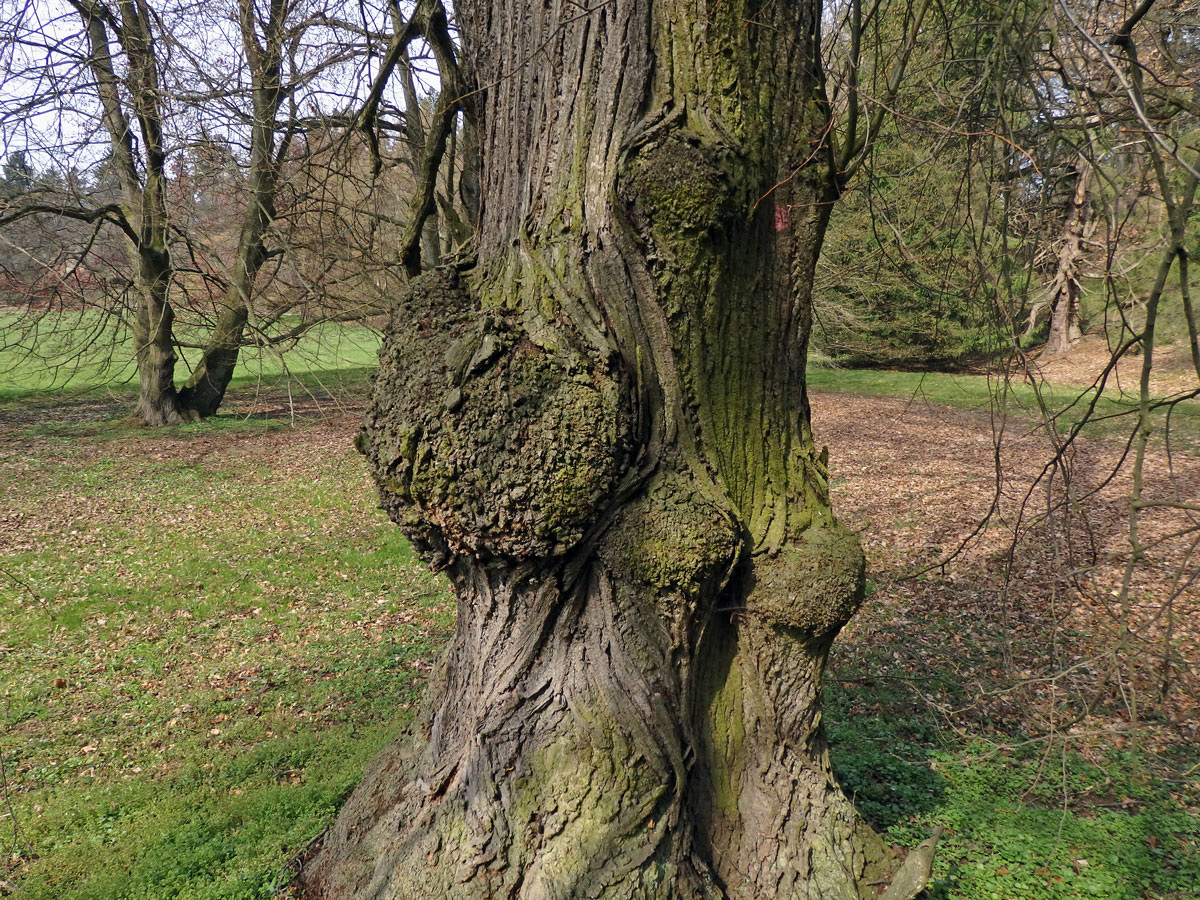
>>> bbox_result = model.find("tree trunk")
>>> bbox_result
[131,247,193,426]
[76,0,193,426]
[178,301,249,417]
[1045,155,1091,355]
[1029,153,1092,355]
[298,2,906,897]
[180,0,289,417]
[178,222,259,416]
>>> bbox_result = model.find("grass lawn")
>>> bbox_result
[807,365,1200,447]
[1,397,452,899]
[1,362,1196,899]
[0,310,381,402]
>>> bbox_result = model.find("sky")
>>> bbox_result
[0,0,433,180]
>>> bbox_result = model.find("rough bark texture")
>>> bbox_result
[1028,153,1092,356]
[299,2,903,897]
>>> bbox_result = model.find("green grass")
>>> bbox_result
[807,364,1200,445]
[2,342,1197,897]
[825,663,1199,900]
[0,309,381,401]
[1,417,454,899]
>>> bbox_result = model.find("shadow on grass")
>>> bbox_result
[825,669,949,832]
[822,600,1200,899]
[0,369,374,436]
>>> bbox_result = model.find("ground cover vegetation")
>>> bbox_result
[0,385,452,900]
[1,379,1196,899]
[0,0,1197,897]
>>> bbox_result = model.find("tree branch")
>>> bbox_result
[0,201,136,242]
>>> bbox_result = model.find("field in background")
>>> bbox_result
[807,358,1200,447]
[0,354,1197,899]
[0,310,381,402]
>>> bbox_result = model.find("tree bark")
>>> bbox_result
[130,247,193,426]
[299,2,904,897]
[1045,154,1091,355]
[72,0,194,425]
[1027,152,1092,355]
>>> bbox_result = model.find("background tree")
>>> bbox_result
[812,0,1060,367]
[816,0,1200,732]
[1051,0,1199,701]
[812,0,1198,370]
[1,150,34,196]
[0,0,420,423]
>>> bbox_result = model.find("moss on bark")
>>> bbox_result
[299,2,930,898]
[624,138,741,241]
[600,469,740,599]
[749,523,866,635]
[359,270,631,560]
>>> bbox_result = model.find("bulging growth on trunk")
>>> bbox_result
[299,2,925,897]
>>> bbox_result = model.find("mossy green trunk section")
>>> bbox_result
[358,271,632,561]
[299,2,905,898]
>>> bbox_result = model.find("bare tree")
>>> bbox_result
[1063,0,1200,699]
[0,0,416,423]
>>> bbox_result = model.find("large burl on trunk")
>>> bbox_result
[298,2,922,897]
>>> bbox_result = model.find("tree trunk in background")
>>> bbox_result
[179,0,291,417]
[76,0,193,426]
[1041,154,1092,355]
[299,2,900,897]
[177,189,263,415]
[1046,154,1094,355]
[398,48,446,269]
[130,247,192,426]
[178,301,249,418]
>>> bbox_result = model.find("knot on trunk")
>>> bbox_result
[359,269,632,561]
[619,134,749,257]
[622,136,738,235]
[747,522,865,635]
[599,469,741,601]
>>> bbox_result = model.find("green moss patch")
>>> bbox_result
[749,523,865,634]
